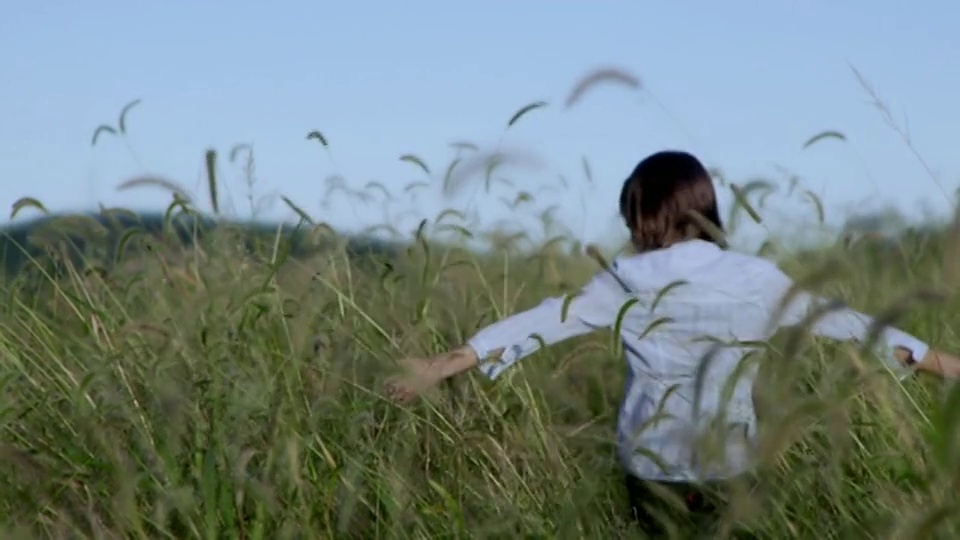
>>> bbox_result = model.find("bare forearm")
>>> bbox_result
[385,345,488,403]
[431,345,486,380]
[914,349,960,379]
[894,344,960,379]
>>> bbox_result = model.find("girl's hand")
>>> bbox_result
[384,357,446,404]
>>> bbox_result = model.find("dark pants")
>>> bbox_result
[625,473,754,538]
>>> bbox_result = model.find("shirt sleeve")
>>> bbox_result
[467,268,627,380]
[767,267,929,380]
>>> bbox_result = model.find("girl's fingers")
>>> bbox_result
[385,379,414,403]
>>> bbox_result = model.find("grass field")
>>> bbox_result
[3,92,960,539]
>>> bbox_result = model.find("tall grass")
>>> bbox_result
[1,66,958,539]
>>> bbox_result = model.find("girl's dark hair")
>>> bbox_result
[618,150,724,251]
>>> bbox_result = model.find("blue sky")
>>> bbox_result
[2,1,957,250]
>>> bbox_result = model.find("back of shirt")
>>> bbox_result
[609,241,781,480]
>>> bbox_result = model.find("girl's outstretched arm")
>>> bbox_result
[768,267,960,379]
[385,267,628,403]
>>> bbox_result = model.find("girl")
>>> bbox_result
[384,150,960,535]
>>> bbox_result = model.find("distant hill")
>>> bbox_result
[0,211,400,278]
[2,207,952,285]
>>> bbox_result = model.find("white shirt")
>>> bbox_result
[466,239,929,482]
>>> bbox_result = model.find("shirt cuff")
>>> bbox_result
[466,335,511,381]
[879,332,929,381]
